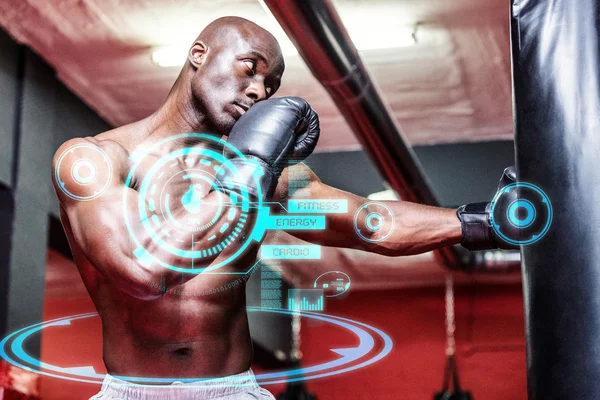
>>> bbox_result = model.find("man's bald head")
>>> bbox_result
[182,16,285,135]
[197,17,282,58]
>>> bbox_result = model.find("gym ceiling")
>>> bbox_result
[0,0,512,152]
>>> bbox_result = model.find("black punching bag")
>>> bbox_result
[511,1,600,399]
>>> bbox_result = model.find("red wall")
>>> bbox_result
[39,250,526,399]
[297,285,527,399]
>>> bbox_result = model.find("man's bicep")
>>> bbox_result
[60,182,164,299]
[61,187,131,257]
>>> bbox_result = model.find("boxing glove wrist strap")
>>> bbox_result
[456,202,497,251]
[218,156,278,201]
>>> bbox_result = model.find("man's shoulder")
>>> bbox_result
[53,118,145,163]
[53,135,129,169]
[52,134,130,206]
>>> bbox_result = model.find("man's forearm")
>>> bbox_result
[278,172,463,256]
[283,197,462,256]
[354,201,462,256]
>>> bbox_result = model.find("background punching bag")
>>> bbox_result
[511,1,600,399]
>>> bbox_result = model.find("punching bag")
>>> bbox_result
[511,0,600,399]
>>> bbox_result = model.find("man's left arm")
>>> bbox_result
[276,165,462,256]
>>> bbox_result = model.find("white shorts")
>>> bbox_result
[89,369,276,399]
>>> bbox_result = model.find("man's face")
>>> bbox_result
[190,32,284,135]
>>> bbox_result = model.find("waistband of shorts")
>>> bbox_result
[96,368,260,399]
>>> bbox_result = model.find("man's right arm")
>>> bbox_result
[53,137,165,299]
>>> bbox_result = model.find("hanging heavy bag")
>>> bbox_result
[434,355,473,400]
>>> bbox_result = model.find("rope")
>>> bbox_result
[445,273,456,357]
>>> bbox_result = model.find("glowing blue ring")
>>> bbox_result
[54,144,112,201]
[353,202,394,243]
[490,182,552,246]
[0,309,392,387]
[507,199,535,228]
[365,213,383,232]
[71,159,96,185]
[123,134,262,274]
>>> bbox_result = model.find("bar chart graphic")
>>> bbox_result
[288,289,324,311]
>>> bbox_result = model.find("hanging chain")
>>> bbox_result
[291,276,303,362]
[445,273,456,356]
[291,309,302,361]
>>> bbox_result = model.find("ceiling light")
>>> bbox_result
[151,9,419,68]
[151,45,189,68]
[351,24,419,51]
[151,39,297,68]
[259,0,418,51]
[151,26,297,68]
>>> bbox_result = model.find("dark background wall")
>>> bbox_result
[0,28,20,187]
[0,28,110,356]
[306,141,515,207]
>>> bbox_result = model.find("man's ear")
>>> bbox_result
[188,41,208,68]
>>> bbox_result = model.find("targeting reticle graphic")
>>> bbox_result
[489,182,552,246]
[0,309,392,387]
[124,133,264,274]
[54,144,112,201]
[353,201,395,243]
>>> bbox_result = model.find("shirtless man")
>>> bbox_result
[52,16,515,400]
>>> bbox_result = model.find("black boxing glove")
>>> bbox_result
[220,96,320,201]
[456,167,519,250]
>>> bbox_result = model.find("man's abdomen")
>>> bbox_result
[98,277,254,381]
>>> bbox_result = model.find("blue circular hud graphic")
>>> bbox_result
[490,182,552,246]
[353,202,395,243]
[54,144,112,201]
[124,133,264,274]
[0,309,392,388]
